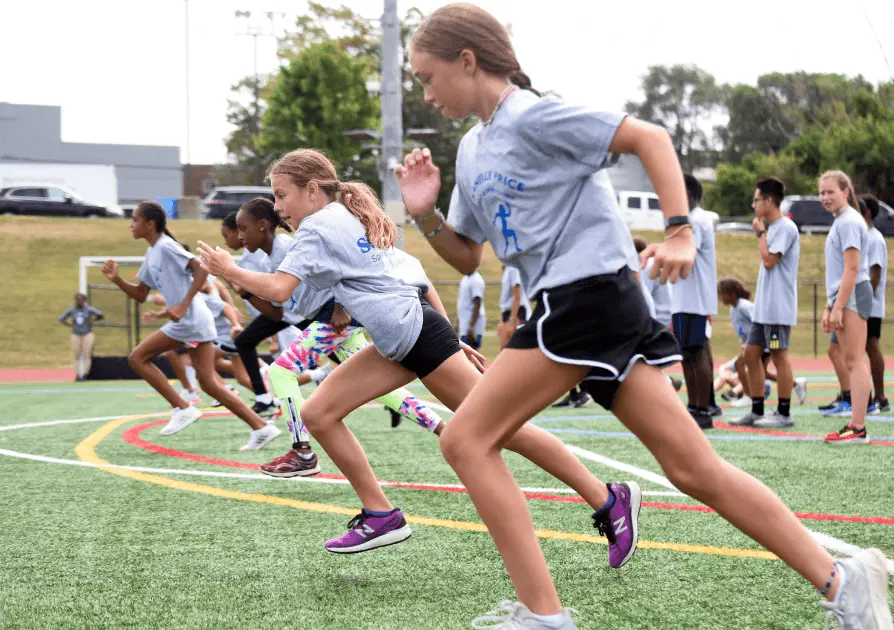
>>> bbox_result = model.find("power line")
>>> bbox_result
[865,12,894,82]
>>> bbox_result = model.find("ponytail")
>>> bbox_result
[337,181,397,250]
[510,69,540,96]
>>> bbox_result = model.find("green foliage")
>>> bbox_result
[259,41,378,174]
[705,153,815,215]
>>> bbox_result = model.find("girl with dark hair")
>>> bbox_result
[101,201,280,450]
[396,4,890,627]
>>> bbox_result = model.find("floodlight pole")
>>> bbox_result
[381,0,405,249]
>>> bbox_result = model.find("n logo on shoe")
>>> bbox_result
[356,524,376,538]
[613,516,628,536]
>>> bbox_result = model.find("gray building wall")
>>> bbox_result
[0,103,182,205]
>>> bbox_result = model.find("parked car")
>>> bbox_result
[0,183,122,218]
[617,190,720,230]
[202,186,274,219]
[782,195,894,237]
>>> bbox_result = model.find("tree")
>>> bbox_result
[704,152,815,216]
[224,76,276,184]
[259,41,379,175]
[625,65,725,171]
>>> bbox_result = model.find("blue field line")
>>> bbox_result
[537,426,894,443]
[534,412,894,423]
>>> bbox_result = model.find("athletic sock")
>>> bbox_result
[842,391,852,404]
[778,399,791,417]
[362,508,396,518]
[256,393,273,405]
[752,398,764,416]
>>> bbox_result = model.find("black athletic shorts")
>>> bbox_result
[501,307,528,323]
[868,317,882,340]
[507,267,682,409]
[399,300,462,379]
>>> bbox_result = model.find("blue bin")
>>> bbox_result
[157,197,178,219]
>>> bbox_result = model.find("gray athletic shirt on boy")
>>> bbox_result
[268,233,330,322]
[670,215,717,316]
[278,202,429,361]
[867,226,887,318]
[825,206,870,302]
[754,217,800,326]
[448,89,639,297]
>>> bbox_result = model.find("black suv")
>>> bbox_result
[0,185,120,218]
[202,186,274,219]
[782,195,894,237]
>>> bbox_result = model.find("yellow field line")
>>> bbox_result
[75,415,778,562]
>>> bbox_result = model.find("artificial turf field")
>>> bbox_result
[0,373,892,629]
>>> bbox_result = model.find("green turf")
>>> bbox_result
[0,376,891,629]
[3,215,894,368]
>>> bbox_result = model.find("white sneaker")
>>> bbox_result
[795,377,808,405]
[179,388,201,405]
[819,548,893,630]
[159,405,202,436]
[240,423,282,451]
[731,395,752,408]
[472,601,578,629]
[308,364,334,384]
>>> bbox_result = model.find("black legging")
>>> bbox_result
[235,315,296,395]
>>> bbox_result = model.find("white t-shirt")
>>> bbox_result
[458,272,486,336]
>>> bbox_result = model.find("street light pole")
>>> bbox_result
[381,0,405,248]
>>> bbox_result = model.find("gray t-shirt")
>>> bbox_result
[268,233,328,323]
[670,214,717,316]
[754,216,800,326]
[137,235,213,334]
[237,249,267,319]
[499,266,531,315]
[641,258,673,327]
[458,271,486,336]
[448,90,638,297]
[730,298,755,343]
[279,202,429,361]
[60,306,104,335]
[825,206,870,302]
[867,226,888,318]
[201,293,231,341]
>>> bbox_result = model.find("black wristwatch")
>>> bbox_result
[755,230,766,239]
[664,215,690,229]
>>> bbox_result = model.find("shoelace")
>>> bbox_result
[345,513,368,534]
[820,601,844,630]
[471,601,522,628]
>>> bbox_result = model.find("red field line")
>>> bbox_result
[121,419,894,526]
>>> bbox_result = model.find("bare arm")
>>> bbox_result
[757,233,782,270]
[167,258,209,322]
[223,267,298,304]
[509,285,522,321]
[425,281,450,321]
[246,296,284,321]
[222,303,241,327]
[871,264,882,294]
[414,217,485,276]
[215,280,236,307]
[103,260,151,303]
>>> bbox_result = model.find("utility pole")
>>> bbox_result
[380,0,405,248]
[184,0,191,165]
[236,11,276,185]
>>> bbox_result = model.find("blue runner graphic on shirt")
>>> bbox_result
[493,202,521,257]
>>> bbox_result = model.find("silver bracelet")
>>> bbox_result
[415,209,445,238]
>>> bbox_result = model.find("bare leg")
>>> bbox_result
[188,343,266,430]
[866,336,885,400]
[163,349,194,391]
[828,341,850,393]
[130,332,190,409]
[743,344,765,400]
[772,349,794,401]
[837,312,870,429]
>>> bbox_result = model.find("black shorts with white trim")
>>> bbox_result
[507,267,681,410]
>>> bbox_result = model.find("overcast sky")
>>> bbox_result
[3,0,893,164]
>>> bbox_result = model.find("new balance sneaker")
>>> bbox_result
[731,395,752,408]
[179,388,201,405]
[819,548,893,629]
[820,393,844,411]
[159,405,202,436]
[325,508,412,554]
[259,448,321,477]
[794,377,808,405]
[239,423,282,451]
[867,400,880,416]
[754,412,794,429]
[824,401,853,417]
[592,482,641,569]
[251,399,280,419]
[877,398,891,413]
[728,411,763,426]
[571,392,593,408]
[471,601,578,629]
[825,424,870,445]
